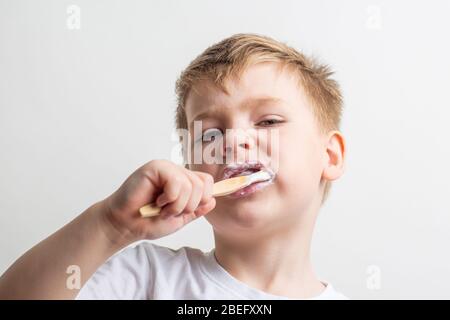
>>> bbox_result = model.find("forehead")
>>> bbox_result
[185,62,309,124]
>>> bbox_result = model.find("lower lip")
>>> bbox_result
[227,179,273,199]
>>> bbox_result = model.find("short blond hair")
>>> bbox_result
[175,33,343,204]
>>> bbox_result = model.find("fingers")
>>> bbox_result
[156,169,215,219]
[155,176,181,207]
[176,198,217,226]
[183,171,204,214]
[113,159,217,241]
[158,175,192,218]
[181,171,215,217]
[195,171,214,206]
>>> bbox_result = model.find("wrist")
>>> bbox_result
[90,199,136,252]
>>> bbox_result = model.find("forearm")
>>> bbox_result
[0,200,130,299]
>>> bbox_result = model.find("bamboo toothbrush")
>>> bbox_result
[139,170,272,218]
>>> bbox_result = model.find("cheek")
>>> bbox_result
[274,132,323,193]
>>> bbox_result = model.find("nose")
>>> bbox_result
[222,128,257,162]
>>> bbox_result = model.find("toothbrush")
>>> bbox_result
[139,170,272,218]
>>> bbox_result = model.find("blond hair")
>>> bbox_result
[175,33,343,204]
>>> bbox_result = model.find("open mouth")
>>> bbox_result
[222,161,275,198]
[222,161,265,179]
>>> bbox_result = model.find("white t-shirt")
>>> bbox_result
[76,242,347,300]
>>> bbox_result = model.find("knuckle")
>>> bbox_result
[182,179,192,193]
[191,177,203,193]
[147,159,164,169]
[185,201,198,213]
[197,173,214,194]
[204,174,214,185]
[165,192,177,202]
[171,175,182,185]
[191,172,203,183]
[195,171,209,183]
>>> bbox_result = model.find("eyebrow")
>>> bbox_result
[189,96,285,126]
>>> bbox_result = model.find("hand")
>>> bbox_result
[99,160,216,244]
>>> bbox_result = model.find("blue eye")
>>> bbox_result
[201,128,222,142]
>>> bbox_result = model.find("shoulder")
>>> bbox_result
[129,241,207,272]
[76,242,206,299]
[95,241,206,268]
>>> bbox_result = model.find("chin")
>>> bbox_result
[210,198,278,231]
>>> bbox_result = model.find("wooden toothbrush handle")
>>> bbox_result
[139,175,247,218]
[139,203,162,218]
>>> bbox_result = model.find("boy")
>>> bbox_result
[0,33,346,299]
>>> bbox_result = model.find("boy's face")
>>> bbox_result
[186,62,339,237]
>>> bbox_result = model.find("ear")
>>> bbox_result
[322,130,346,181]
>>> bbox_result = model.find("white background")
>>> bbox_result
[1,0,449,299]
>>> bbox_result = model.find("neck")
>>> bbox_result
[213,210,325,299]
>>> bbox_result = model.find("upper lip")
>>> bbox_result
[222,161,271,180]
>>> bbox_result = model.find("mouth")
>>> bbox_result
[222,161,275,198]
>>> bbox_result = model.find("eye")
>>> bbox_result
[257,118,284,126]
[201,128,222,142]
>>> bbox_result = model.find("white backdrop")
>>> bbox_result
[1,0,449,299]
